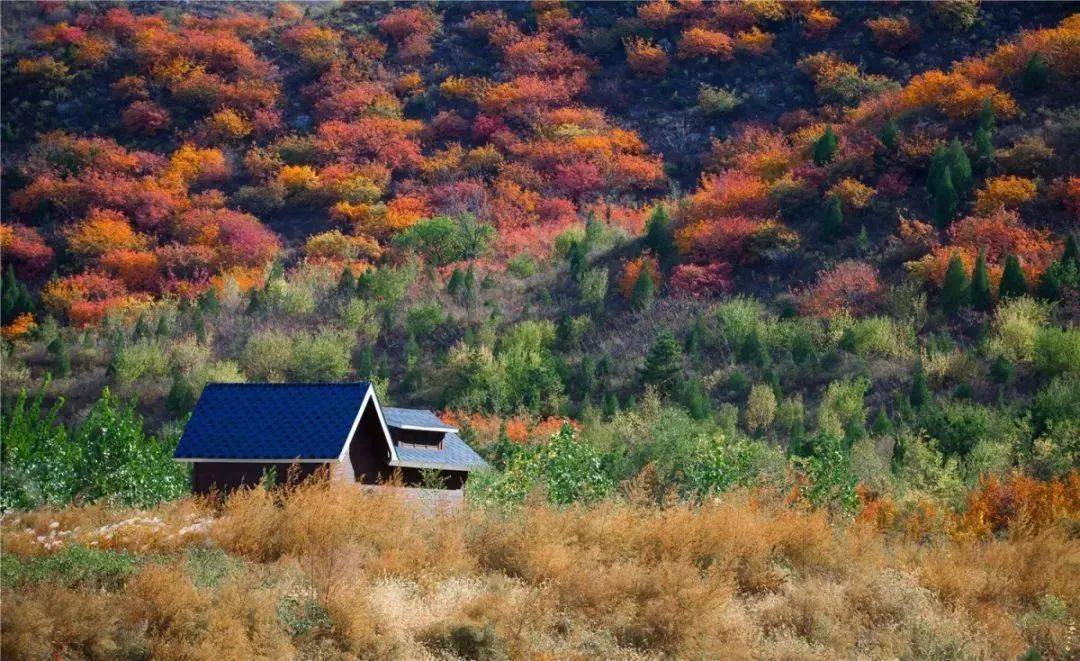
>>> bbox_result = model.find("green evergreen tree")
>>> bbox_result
[462,264,477,307]
[682,377,711,420]
[354,345,374,378]
[910,359,930,409]
[1021,53,1049,94]
[821,194,845,239]
[643,205,676,269]
[602,391,619,419]
[973,124,994,172]
[739,327,769,367]
[193,311,208,345]
[402,334,422,393]
[166,373,197,417]
[870,409,892,437]
[855,225,870,255]
[155,315,170,338]
[812,126,839,165]
[998,254,1028,300]
[989,355,1014,384]
[133,315,151,341]
[970,250,993,311]
[879,118,899,152]
[931,164,958,226]
[941,254,969,314]
[1063,233,1079,266]
[47,336,70,378]
[337,267,356,296]
[446,267,465,299]
[1,265,34,321]
[640,330,682,396]
[567,239,588,282]
[685,314,705,358]
[977,98,995,132]
[584,211,603,246]
[198,287,220,314]
[945,139,972,196]
[630,268,655,311]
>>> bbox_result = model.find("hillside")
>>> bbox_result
[0,1,1078,658]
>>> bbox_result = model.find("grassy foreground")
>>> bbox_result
[2,479,1078,660]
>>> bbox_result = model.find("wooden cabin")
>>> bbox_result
[172,383,487,494]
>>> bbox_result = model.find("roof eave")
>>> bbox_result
[388,459,488,472]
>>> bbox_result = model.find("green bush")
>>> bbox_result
[836,315,912,358]
[1,545,141,590]
[1,388,188,510]
[1033,327,1080,377]
[817,378,869,439]
[289,329,352,382]
[684,434,784,498]
[468,425,614,506]
[113,340,169,386]
[697,84,743,115]
[242,330,293,381]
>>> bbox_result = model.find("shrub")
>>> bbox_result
[987,297,1050,363]
[697,85,744,115]
[241,330,293,381]
[1033,327,1080,378]
[289,329,352,382]
[676,28,734,61]
[624,38,668,77]
[817,378,869,439]
[468,424,614,505]
[866,16,920,52]
[745,384,777,435]
[113,340,169,386]
[974,176,1037,214]
[1,388,187,510]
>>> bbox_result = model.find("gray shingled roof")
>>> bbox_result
[390,431,488,472]
[382,407,458,431]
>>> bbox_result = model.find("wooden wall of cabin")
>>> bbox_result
[191,461,328,494]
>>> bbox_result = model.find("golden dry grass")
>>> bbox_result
[2,479,1077,660]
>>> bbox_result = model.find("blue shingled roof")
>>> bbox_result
[174,383,372,460]
[382,407,458,431]
[390,431,489,472]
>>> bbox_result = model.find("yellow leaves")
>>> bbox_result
[1,313,36,341]
[277,164,321,194]
[165,143,229,189]
[975,176,1038,213]
[827,179,876,210]
[65,208,146,256]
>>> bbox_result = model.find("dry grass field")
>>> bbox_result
[3,477,1078,660]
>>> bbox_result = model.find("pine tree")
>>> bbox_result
[641,330,682,395]
[685,314,705,358]
[462,264,477,307]
[630,268,654,311]
[193,311,208,345]
[855,225,870,255]
[644,205,676,269]
[941,254,969,314]
[998,254,1028,300]
[821,194,845,239]
[166,373,197,417]
[447,267,465,299]
[199,287,220,314]
[739,327,769,367]
[812,126,839,165]
[602,391,619,419]
[133,315,151,341]
[354,345,374,378]
[910,359,930,409]
[584,211,603,246]
[970,250,993,311]
[931,164,958,226]
[1021,53,1049,94]
[1063,233,1079,266]
[977,98,995,132]
[337,268,356,296]
[946,139,972,196]
[973,124,994,172]
[682,377,711,420]
[870,409,893,437]
[47,336,70,377]
[989,355,1014,384]
[155,315,170,338]
[879,118,899,152]
[567,239,588,282]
